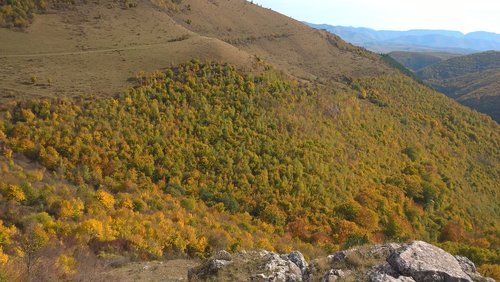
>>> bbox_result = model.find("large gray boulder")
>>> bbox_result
[287,251,308,274]
[388,241,472,282]
[455,256,496,282]
[366,262,403,281]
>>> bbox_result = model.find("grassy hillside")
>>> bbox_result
[166,0,388,81]
[0,0,255,100]
[0,0,391,102]
[418,51,500,80]
[417,51,500,122]
[0,61,498,280]
[389,51,460,71]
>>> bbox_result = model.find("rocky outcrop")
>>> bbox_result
[187,250,233,280]
[188,241,495,282]
[387,241,472,282]
[252,250,304,281]
[454,256,495,282]
[287,251,308,275]
[188,250,308,281]
[320,269,352,282]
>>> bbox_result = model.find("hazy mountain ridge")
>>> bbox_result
[306,23,500,53]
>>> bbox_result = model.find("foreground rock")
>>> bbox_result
[188,250,233,280]
[188,241,494,282]
[387,241,472,282]
[251,250,304,281]
[189,249,307,281]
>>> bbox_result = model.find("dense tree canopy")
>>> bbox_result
[0,61,498,279]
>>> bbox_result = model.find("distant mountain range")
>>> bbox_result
[306,23,500,54]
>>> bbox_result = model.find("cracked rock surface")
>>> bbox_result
[387,241,472,282]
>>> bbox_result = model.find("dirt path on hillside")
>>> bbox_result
[0,41,189,58]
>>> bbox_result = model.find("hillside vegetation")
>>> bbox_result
[0,0,45,28]
[388,51,460,72]
[418,51,500,80]
[0,0,499,280]
[0,61,498,280]
[416,51,500,122]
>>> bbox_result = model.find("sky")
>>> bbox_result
[252,0,500,34]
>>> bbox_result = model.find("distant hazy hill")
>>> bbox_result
[416,51,500,122]
[388,51,460,72]
[306,24,500,53]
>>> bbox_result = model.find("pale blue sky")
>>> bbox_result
[252,0,500,34]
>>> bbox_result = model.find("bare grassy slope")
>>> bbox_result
[0,0,254,99]
[0,0,394,101]
[168,0,391,82]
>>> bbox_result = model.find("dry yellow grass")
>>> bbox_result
[0,0,392,101]
[0,0,254,100]
[98,259,199,282]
